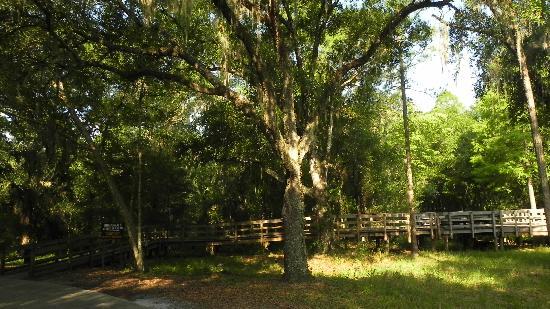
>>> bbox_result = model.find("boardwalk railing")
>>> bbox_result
[144,217,313,244]
[0,237,131,277]
[1,209,547,277]
[334,209,548,241]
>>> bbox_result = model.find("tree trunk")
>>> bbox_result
[308,110,334,253]
[400,54,418,256]
[309,145,332,252]
[68,108,144,272]
[135,82,145,272]
[282,145,310,282]
[515,28,550,233]
[104,174,144,271]
[58,82,145,269]
[136,151,144,272]
[528,176,537,210]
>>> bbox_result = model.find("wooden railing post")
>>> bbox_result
[436,214,441,240]
[260,221,264,244]
[529,211,533,236]
[100,241,105,267]
[88,238,94,267]
[491,211,497,250]
[383,213,389,249]
[0,247,4,275]
[428,213,435,240]
[499,210,505,250]
[334,217,340,241]
[470,212,475,239]
[67,238,73,271]
[28,245,35,277]
[356,212,361,243]
[315,215,320,243]
[514,211,519,237]
[448,213,453,239]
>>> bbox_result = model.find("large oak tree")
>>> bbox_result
[4,0,452,280]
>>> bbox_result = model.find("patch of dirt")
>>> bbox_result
[44,268,325,308]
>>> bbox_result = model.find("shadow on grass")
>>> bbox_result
[53,249,550,308]
[427,249,550,307]
[146,254,284,279]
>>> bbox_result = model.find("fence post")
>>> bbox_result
[436,213,441,240]
[529,211,533,237]
[260,221,264,245]
[101,241,105,267]
[315,215,320,243]
[491,212,498,251]
[448,213,454,239]
[1,246,5,275]
[499,210,505,250]
[88,238,94,267]
[514,211,519,237]
[406,213,411,243]
[67,238,73,271]
[356,212,361,243]
[383,214,389,251]
[429,213,434,240]
[28,245,35,278]
[334,217,339,241]
[470,212,475,239]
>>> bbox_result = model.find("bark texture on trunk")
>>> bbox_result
[282,145,310,282]
[400,55,418,256]
[515,28,550,232]
[309,144,332,252]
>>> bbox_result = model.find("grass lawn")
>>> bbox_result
[52,247,550,308]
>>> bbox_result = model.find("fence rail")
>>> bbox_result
[1,209,547,277]
[334,209,547,241]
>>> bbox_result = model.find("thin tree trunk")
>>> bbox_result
[527,176,537,210]
[135,82,145,272]
[66,107,144,272]
[399,54,418,256]
[58,79,145,271]
[136,150,144,272]
[514,27,550,233]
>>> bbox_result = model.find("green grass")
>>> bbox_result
[144,247,550,308]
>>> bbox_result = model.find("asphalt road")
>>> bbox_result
[0,278,143,308]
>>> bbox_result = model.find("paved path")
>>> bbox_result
[0,278,143,308]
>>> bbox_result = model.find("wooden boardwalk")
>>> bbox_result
[1,209,547,277]
[335,208,548,240]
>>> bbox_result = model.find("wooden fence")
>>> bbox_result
[144,217,313,244]
[0,236,132,277]
[1,209,547,277]
[334,209,548,241]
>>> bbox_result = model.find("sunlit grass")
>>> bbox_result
[144,247,550,308]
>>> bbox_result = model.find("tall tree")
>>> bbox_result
[4,0,452,280]
[399,51,418,256]
[454,0,550,230]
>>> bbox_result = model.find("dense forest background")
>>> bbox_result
[0,0,548,259]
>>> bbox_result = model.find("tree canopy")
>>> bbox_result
[1,0,548,280]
